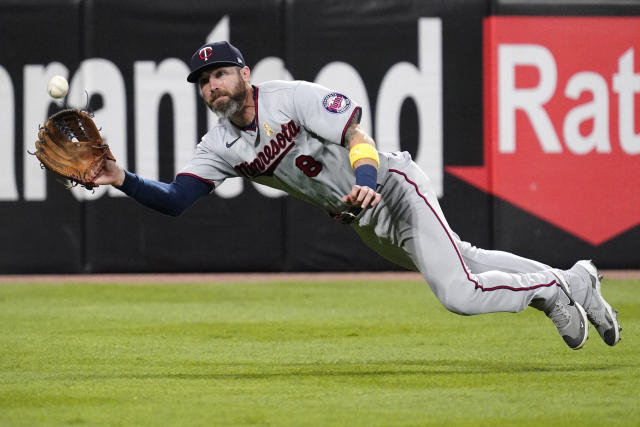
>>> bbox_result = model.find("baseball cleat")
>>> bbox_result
[570,260,621,346]
[546,280,588,350]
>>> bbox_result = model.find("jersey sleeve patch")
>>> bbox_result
[322,92,351,114]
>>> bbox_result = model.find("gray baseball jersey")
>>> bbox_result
[182,79,578,316]
[181,80,364,215]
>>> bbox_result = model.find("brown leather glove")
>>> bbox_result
[34,109,115,190]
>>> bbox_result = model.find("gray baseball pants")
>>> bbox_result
[354,152,562,315]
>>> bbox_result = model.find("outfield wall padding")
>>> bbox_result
[0,0,638,273]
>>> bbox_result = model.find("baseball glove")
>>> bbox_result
[34,109,114,190]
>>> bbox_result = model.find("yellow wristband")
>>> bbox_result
[349,143,379,169]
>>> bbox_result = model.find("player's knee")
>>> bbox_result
[434,287,470,315]
[440,299,469,315]
[430,278,478,315]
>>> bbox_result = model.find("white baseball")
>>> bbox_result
[47,75,69,99]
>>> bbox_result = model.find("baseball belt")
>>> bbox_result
[331,207,363,225]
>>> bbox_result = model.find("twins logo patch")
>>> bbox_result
[322,92,351,114]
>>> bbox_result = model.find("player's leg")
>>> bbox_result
[380,163,551,312]
[454,238,551,274]
[359,155,620,347]
[452,230,620,345]
[402,201,561,315]
[380,161,590,349]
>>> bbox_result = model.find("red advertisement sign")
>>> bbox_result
[448,16,640,245]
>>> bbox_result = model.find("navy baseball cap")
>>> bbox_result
[187,41,246,83]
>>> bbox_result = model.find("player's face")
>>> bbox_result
[199,66,248,119]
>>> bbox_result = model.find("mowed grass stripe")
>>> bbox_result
[0,280,638,426]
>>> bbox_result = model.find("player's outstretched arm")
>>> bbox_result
[341,121,382,210]
[94,159,212,217]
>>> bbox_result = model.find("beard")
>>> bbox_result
[207,76,247,120]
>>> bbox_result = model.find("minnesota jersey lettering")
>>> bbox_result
[234,120,301,178]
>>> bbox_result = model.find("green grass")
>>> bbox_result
[0,278,638,426]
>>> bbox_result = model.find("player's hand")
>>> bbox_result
[341,185,381,210]
[94,159,126,187]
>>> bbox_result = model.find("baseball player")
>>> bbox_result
[95,41,621,350]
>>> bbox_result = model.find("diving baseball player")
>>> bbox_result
[95,41,621,350]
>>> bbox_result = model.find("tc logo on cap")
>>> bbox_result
[199,47,213,61]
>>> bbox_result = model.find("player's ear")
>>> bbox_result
[240,66,251,83]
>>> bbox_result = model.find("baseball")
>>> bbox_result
[47,75,69,99]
